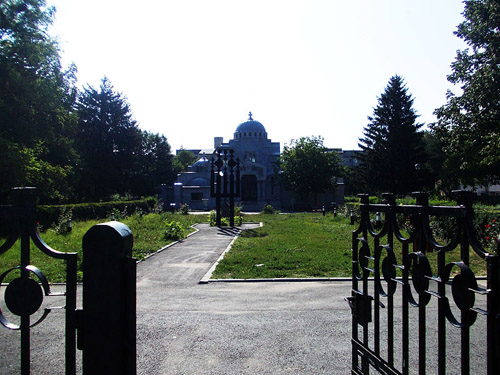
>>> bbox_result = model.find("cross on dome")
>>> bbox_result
[248,112,253,121]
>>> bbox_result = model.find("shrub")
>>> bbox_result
[209,210,217,226]
[164,221,186,241]
[180,203,189,215]
[50,207,73,235]
[261,205,279,214]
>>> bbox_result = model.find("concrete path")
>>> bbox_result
[136,223,353,374]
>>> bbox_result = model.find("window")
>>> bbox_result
[191,192,203,201]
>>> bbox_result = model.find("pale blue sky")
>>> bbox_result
[48,0,467,152]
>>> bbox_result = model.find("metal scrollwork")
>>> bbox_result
[0,187,78,375]
[347,190,499,375]
[0,265,52,329]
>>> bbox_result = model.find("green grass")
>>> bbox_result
[213,213,488,279]
[1,211,488,283]
[213,214,354,279]
[0,212,208,282]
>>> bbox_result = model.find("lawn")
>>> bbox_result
[0,212,209,282]
[213,213,354,279]
[214,213,488,279]
[1,211,488,283]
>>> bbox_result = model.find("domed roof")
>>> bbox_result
[192,156,209,171]
[234,112,267,139]
[188,177,210,186]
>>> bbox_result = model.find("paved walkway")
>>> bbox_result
[136,223,353,374]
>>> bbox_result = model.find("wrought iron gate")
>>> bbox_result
[0,187,78,374]
[0,187,136,375]
[346,191,499,375]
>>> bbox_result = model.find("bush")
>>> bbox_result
[50,207,73,235]
[261,205,279,214]
[164,221,186,241]
[209,210,217,226]
[180,203,189,215]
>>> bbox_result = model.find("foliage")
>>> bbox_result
[180,203,189,215]
[75,77,142,201]
[358,75,427,195]
[261,204,279,214]
[483,218,499,253]
[75,77,175,201]
[209,210,217,226]
[208,209,242,226]
[173,149,197,174]
[279,136,343,202]
[164,221,186,241]
[50,207,73,235]
[432,0,500,187]
[0,0,78,203]
[37,197,158,228]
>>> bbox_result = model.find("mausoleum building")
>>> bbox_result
[161,113,344,211]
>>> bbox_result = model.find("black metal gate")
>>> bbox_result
[346,191,499,375]
[210,148,240,226]
[0,188,78,374]
[0,187,136,375]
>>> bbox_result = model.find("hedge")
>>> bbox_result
[36,197,158,228]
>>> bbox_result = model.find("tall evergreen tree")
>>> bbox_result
[432,0,500,187]
[75,77,142,201]
[358,75,425,195]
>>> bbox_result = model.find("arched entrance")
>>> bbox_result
[241,175,257,201]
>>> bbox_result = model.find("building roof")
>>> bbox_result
[234,112,267,139]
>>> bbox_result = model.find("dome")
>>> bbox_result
[192,156,210,171]
[234,112,267,140]
[188,177,210,186]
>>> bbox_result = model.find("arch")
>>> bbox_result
[241,175,258,201]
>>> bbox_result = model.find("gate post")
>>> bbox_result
[81,221,136,375]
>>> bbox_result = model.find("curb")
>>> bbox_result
[136,224,200,263]
[199,222,263,284]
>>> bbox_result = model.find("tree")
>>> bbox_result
[432,0,500,187]
[173,148,197,174]
[358,75,426,195]
[75,77,143,201]
[279,136,343,204]
[0,0,78,202]
[133,131,176,196]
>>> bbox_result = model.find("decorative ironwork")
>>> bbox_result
[210,148,241,226]
[346,191,499,375]
[0,188,78,375]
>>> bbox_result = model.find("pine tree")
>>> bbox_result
[358,75,425,195]
[75,77,142,201]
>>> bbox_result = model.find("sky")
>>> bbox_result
[47,0,468,152]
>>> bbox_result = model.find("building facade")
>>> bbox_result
[161,113,345,211]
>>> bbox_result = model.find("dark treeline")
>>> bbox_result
[0,1,176,204]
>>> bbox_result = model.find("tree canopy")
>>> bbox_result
[0,1,177,204]
[0,0,78,202]
[75,78,176,201]
[279,136,343,202]
[432,0,500,187]
[358,75,426,195]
